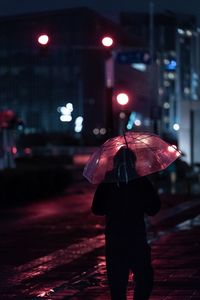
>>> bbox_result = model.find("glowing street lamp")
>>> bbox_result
[116,92,129,106]
[101,36,114,48]
[101,35,115,136]
[115,92,130,134]
[37,34,49,46]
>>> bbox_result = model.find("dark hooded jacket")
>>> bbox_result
[92,177,161,242]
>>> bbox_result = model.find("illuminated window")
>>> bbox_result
[74,116,83,132]
[178,28,185,35]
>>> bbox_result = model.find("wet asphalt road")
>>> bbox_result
[0,180,200,299]
[0,181,102,299]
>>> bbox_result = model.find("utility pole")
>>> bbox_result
[105,53,115,138]
[149,0,160,134]
[102,36,115,138]
[149,0,154,67]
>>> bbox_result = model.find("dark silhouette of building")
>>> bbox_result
[0,7,146,145]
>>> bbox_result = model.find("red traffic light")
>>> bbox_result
[101,36,114,47]
[37,34,49,45]
[116,92,129,105]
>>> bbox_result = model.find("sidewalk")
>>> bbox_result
[1,182,200,300]
[51,216,200,300]
[151,220,200,299]
[43,195,200,300]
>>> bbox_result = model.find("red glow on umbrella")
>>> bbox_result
[83,132,181,184]
[168,145,176,152]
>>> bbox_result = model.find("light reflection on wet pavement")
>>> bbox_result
[1,183,200,299]
[8,235,105,286]
[31,214,200,300]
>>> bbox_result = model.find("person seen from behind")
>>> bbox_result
[91,147,161,300]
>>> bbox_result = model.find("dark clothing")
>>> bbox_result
[91,177,161,300]
[92,176,160,238]
[106,241,153,300]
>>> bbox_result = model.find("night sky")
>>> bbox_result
[1,0,200,24]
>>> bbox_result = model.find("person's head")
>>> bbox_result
[113,147,138,183]
[114,146,136,164]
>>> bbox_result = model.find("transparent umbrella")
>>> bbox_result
[83,131,181,184]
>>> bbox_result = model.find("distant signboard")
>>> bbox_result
[116,51,151,64]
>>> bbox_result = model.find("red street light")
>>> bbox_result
[101,36,114,47]
[116,92,129,105]
[37,34,49,45]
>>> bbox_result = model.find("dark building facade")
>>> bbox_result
[0,7,146,145]
[120,11,200,163]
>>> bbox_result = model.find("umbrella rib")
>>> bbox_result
[128,136,165,166]
[91,148,103,182]
[123,134,169,165]
[131,136,172,167]
[84,132,180,184]
[128,139,155,151]
[126,133,156,149]
[102,140,125,151]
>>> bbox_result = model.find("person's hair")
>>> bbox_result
[113,147,137,165]
[113,147,138,183]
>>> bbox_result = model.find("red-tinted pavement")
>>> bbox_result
[61,224,200,300]
[47,214,200,300]
[49,203,200,300]
[0,181,200,300]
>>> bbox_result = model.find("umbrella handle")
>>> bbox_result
[123,131,129,148]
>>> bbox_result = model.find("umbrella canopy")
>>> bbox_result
[83,131,181,184]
